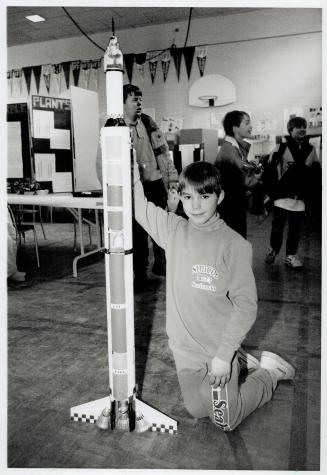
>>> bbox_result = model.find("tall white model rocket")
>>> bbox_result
[70,35,177,435]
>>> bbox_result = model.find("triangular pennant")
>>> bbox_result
[32,65,42,93]
[171,47,183,81]
[81,60,91,89]
[42,64,52,94]
[147,51,161,84]
[124,53,135,84]
[91,59,101,90]
[183,46,195,80]
[72,60,81,87]
[62,61,71,90]
[14,69,23,95]
[196,46,208,77]
[135,53,146,83]
[7,70,13,96]
[52,63,62,93]
[135,53,146,65]
[161,51,171,82]
[23,67,32,94]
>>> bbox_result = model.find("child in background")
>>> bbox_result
[263,116,320,268]
[134,160,295,431]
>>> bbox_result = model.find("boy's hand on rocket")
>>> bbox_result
[167,188,180,212]
[209,356,232,389]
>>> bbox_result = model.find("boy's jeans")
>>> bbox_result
[174,350,277,431]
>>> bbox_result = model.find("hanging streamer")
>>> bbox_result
[196,46,208,77]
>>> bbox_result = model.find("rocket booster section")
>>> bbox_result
[100,36,136,429]
[70,34,177,436]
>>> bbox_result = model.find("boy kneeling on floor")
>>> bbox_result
[134,159,295,430]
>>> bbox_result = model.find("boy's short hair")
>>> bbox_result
[178,161,222,197]
[287,116,307,134]
[123,84,142,103]
[223,110,249,136]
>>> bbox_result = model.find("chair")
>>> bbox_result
[18,204,47,239]
[8,205,40,268]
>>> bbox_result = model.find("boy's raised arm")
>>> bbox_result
[133,158,181,251]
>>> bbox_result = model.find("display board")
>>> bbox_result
[7,103,32,179]
[70,86,101,192]
[31,95,73,192]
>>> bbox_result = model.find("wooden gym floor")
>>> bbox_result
[6,212,322,470]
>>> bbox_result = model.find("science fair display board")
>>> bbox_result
[31,94,73,192]
[7,102,32,179]
[29,87,101,193]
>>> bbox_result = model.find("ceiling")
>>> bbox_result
[7,6,263,47]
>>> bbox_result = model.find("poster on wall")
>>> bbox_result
[31,95,73,192]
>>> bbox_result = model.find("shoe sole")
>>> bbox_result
[260,351,295,380]
[285,262,303,269]
[238,348,260,370]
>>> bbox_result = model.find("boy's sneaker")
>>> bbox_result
[237,348,260,371]
[265,249,276,264]
[285,254,303,268]
[260,351,295,381]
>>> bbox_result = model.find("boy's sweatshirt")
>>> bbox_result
[135,180,258,363]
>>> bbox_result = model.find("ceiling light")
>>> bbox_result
[25,15,46,23]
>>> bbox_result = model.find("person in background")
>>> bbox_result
[263,116,320,268]
[7,208,31,288]
[134,159,295,431]
[214,110,255,239]
[123,84,179,292]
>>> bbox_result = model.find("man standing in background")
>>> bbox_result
[123,84,179,292]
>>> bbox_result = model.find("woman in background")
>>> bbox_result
[215,110,254,238]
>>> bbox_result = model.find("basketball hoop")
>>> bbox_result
[198,95,218,107]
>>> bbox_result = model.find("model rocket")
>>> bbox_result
[70,35,177,435]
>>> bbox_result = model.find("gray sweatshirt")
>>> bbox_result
[135,180,258,363]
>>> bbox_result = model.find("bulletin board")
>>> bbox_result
[31,95,73,192]
[7,103,32,179]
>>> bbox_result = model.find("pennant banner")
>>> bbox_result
[161,51,171,82]
[183,46,195,80]
[135,53,146,83]
[196,46,208,77]
[62,61,71,90]
[52,63,62,93]
[23,67,32,95]
[124,53,135,84]
[91,59,101,90]
[32,65,42,94]
[7,70,13,96]
[72,60,81,87]
[171,47,183,81]
[81,60,92,89]
[147,51,161,84]
[42,64,52,94]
